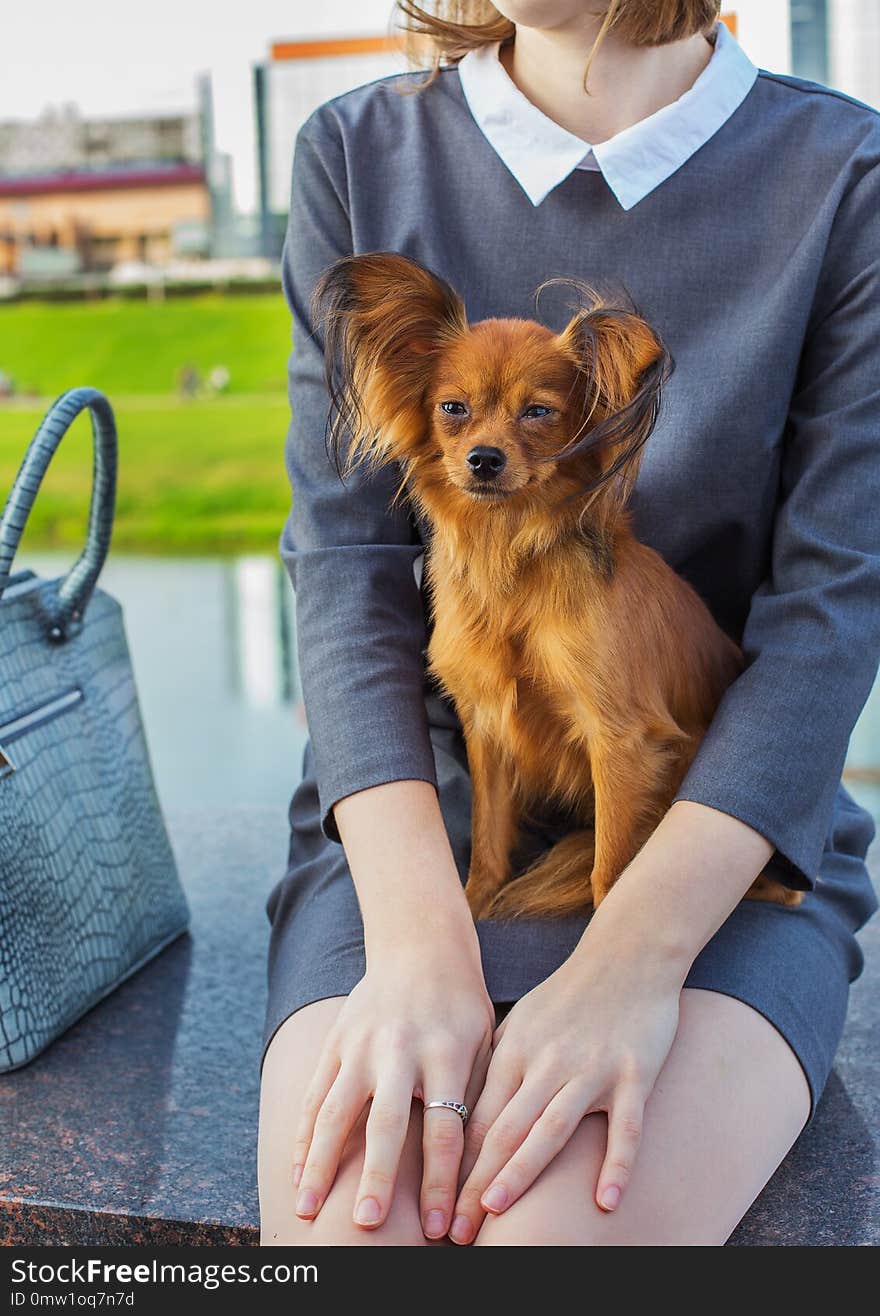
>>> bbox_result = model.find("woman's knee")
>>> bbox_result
[472,989,811,1247]
[259,988,810,1246]
[257,998,438,1246]
[262,1106,435,1246]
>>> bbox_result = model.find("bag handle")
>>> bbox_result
[0,386,117,642]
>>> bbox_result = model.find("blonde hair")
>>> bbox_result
[393,1,723,92]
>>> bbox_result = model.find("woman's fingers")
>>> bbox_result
[474,1084,585,1217]
[457,1051,519,1187]
[457,1076,647,1231]
[596,1082,645,1212]
[419,1105,465,1239]
[450,1071,538,1245]
[418,1060,473,1239]
[295,1068,365,1219]
[352,1070,414,1229]
[290,1044,341,1188]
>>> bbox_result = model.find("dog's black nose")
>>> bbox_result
[466,446,506,479]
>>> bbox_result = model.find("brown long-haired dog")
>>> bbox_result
[311,252,801,919]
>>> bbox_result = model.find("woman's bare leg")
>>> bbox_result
[258,997,449,1246]
[260,989,811,1246]
[472,987,812,1246]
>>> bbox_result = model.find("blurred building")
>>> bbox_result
[253,33,410,259]
[790,0,880,108]
[0,76,242,279]
[791,0,829,81]
[828,0,880,107]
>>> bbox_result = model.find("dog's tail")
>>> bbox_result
[482,829,596,920]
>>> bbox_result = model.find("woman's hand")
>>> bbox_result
[292,939,495,1239]
[445,800,776,1244]
[447,946,681,1244]
[301,778,496,1237]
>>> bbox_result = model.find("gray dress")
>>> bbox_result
[263,60,880,1124]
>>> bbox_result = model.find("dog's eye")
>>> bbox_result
[439,401,468,416]
[522,405,553,420]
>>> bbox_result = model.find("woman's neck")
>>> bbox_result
[498,20,717,145]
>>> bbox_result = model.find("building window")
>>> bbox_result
[791,0,829,84]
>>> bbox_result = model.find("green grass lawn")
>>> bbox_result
[0,394,293,555]
[0,293,296,554]
[0,291,291,396]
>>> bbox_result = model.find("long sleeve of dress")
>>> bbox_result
[279,110,438,842]
[672,155,880,889]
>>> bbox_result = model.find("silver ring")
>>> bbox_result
[424,1099,469,1125]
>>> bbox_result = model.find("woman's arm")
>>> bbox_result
[667,152,880,893]
[581,799,775,980]
[281,110,495,1241]
[448,141,880,1245]
[446,802,766,1242]
[283,108,440,840]
[292,779,495,1237]
[333,779,478,954]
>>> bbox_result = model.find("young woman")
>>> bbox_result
[258,1,880,1245]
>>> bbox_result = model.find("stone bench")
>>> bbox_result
[0,805,877,1246]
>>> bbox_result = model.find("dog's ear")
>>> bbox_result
[548,283,674,516]
[311,252,467,478]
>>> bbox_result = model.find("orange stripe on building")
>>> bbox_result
[271,35,404,61]
[271,16,737,62]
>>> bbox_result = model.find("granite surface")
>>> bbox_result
[0,805,285,1247]
[0,807,876,1247]
[728,875,880,1246]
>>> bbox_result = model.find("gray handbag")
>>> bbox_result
[0,386,189,1071]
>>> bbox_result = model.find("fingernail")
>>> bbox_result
[423,1209,446,1237]
[450,1214,471,1244]
[354,1196,381,1225]
[600,1185,621,1211]
[292,1163,303,1188]
[482,1184,508,1213]
[295,1189,319,1217]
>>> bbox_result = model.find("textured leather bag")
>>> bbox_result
[0,386,189,1071]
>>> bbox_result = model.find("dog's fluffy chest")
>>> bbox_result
[424,550,607,780]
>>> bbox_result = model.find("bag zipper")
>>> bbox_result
[0,688,84,778]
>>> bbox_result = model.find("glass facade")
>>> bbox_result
[791,0,829,82]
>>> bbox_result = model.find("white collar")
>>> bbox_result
[456,19,758,208]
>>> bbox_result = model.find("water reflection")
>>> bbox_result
[228,556,296,708]
[20,551,306,814]
[16,551,880,824]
